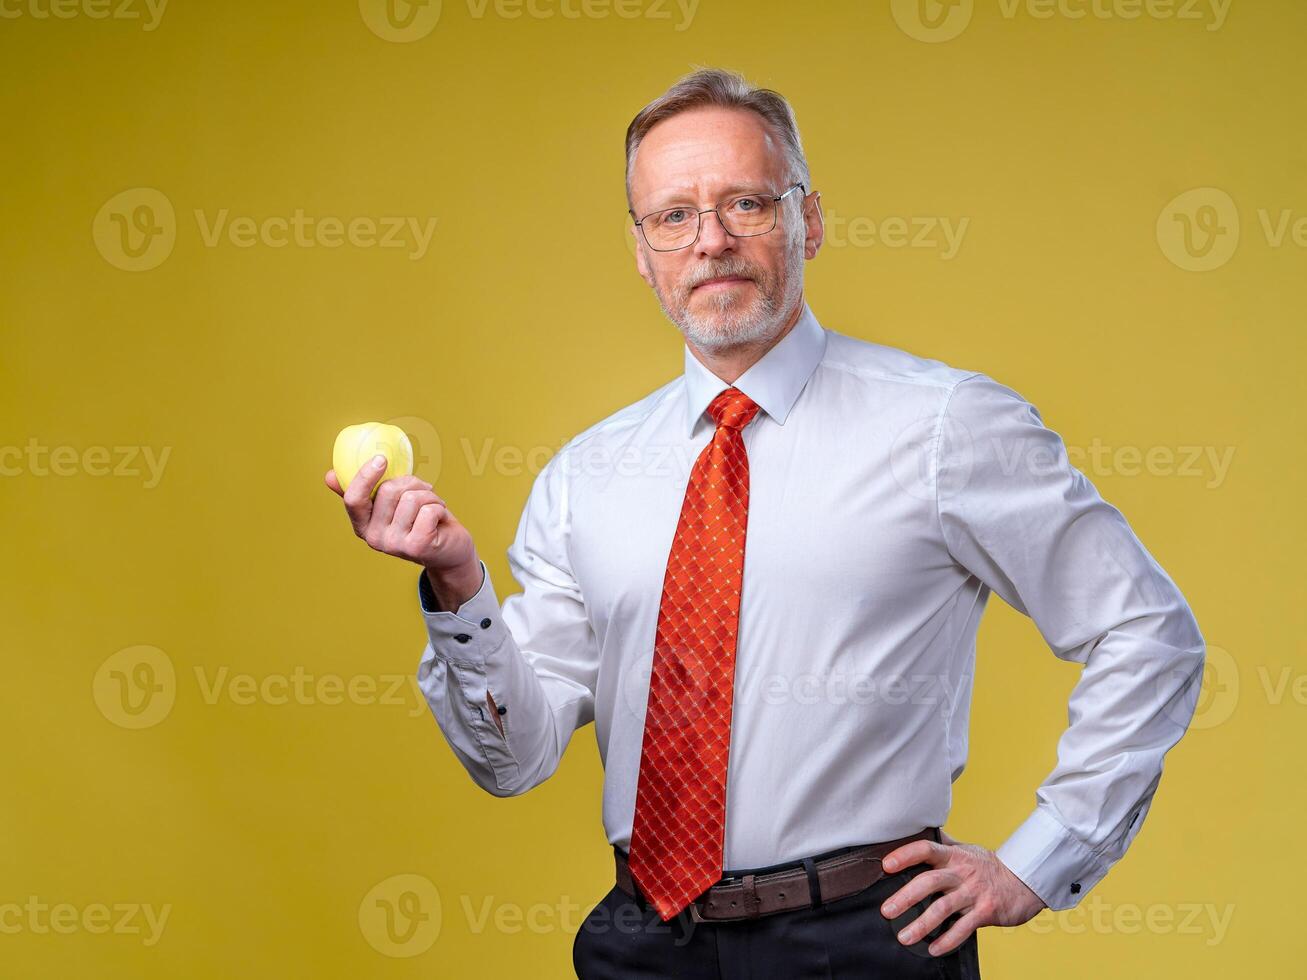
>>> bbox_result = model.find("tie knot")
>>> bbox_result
[707,387,761,432]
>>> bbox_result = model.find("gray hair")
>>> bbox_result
[624,67,811,210]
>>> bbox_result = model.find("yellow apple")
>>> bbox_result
[333,422,415,496]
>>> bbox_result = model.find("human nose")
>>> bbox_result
[693,208,734,259]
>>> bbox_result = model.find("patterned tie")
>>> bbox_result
[627,385,762,921]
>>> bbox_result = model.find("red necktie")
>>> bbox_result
[627,385,761,921]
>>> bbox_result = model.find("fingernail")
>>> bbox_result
[898,930,911,943]
[372,455,386,468]
[883,903,897,916]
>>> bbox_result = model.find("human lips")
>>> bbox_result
[692,275,753,292]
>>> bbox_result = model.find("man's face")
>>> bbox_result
[628,107,823,355]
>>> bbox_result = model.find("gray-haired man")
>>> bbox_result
[327,67,1204,979]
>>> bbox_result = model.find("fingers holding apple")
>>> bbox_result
[326,422,476,576]
[333,457,417,537]
[332,422,415,497]
[327,422,420,532]
[405,496,478,575]
[365,477,474,571]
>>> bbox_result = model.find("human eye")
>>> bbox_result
[647,207,691,228]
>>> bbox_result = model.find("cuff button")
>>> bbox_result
[454,633,471,644]
[1070,882,1081,894]
[480,617,492,629]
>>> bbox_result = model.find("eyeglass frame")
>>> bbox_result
[630,182,808,252]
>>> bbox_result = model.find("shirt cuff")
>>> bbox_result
[417,560,507,665]
[995,806,1112,912]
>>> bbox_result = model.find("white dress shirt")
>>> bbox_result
[415,302,1205,912]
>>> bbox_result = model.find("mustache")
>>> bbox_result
[684,260,761,291]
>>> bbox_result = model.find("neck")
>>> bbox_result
[686,296,805,385]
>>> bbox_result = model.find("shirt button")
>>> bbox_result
[1070,882,1081,894]
[480,617,492,629]
[496,705,507,715]
[454,634,471,644]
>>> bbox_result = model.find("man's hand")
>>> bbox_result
[325,455,479,597]
[879,831,1047,956]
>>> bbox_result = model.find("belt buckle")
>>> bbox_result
[687,876,742,924]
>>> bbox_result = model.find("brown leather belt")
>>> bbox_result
[614,828,937,924]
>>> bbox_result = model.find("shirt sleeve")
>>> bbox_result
[936,373,1206,911]
[415,447,598,798]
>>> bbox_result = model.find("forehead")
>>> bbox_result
[630,106,786,209]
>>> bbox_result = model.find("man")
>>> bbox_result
[326,68,1205,979]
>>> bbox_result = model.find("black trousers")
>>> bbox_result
[573,837,982,980]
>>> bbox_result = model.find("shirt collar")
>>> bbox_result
[683,302,828,438]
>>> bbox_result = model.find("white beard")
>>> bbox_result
[653,220,806,355]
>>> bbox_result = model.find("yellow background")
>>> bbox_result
[2,0,1302,976]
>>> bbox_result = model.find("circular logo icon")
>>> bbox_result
[1168,643,1238,731]
[888,413,975,503]
[618,640,740,734]
[1156,187,1240,272]
[93,188,176,272]
[359,0,442,42]
[891,0,974,43]
[385,415,443,484]
[359,873,442,957]
[93,645,176,729]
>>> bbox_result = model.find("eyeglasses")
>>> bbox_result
[632,183,806,252]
